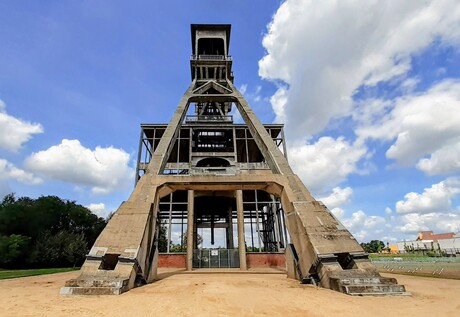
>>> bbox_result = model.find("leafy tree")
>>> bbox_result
[0,193,107,269]
[32,230,88,267]
[180,232,203,250]
[0,193,16,207]
[360,240,385,253]
[0,234,31,268]
[158,224,168,252]
[63,232,88,267]
[158,224,202,253]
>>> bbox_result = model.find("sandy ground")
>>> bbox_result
[0,269,459,317]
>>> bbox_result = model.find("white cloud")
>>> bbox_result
[318,186,353,210]
[288,137,367,192]
[86,203,110,218]
[25,139,134,194]
[0,100,43,151]
[335,179,460,242]
[396,212,460,234]
[317,187,353,220]
[0,159,42,185]
[330,207,345,219]
[238,84,263,104]
[269,86,288,124]
[395,178,460,214]
[400,77,420,93]
[357,80,460,168]
[341,210,386,241]
[417,141,460,175]
[239,84,248,95]
[259,0,460,141]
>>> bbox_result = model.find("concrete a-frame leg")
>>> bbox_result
[226,81,406,295]
[61,82,196,295]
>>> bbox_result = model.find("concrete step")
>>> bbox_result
[60,286,122,295]
[338,276,398,286]
[62,278,129,295]
[342,283,407,296]
[329,275,408,295]
[65,278,126,288]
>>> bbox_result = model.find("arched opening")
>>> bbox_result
[196,157,230,167]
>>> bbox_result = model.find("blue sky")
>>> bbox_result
[1,1,460,244]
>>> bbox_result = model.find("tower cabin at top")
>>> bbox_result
[190,24,233,83]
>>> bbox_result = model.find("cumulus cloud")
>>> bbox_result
[318,186,352,210]
[25,139,134,194]
[330,207,345,219]
[0,99,43,151]
[417,141,460,175]
[396,212,460,234]
[317,187,353,220]
[357,80,460,169]
[0,159,42,185]
[86,203,110,218]
[341,210,386,241]
[288,137,367,192]
[395,177,460,214]
[335,178,460,242]
[259,0,460,141]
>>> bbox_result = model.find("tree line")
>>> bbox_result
[0,193,107,269]
[360,240,386,253]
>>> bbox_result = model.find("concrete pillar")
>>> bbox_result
[186,190,194,271]
[227,206,234,249]
[236,190,247,270]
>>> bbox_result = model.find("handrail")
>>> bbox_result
[190,55,232,61]
[186,115,233,123]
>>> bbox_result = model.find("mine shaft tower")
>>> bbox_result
[62,24,406,296]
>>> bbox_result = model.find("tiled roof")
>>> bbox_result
[417,231,455,241]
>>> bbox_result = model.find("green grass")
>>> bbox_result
[0,267,79,280]
[369,253,431,259]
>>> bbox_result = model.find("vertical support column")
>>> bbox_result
[187,190,194,271]
[236,190,247,270]
[271,195,282,251]
[226,206,234,249]
[254,190,262,252]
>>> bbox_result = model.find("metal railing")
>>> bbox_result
[186,115,233,123]
[190,55,232,61]
[190,167,237,176]
[238,162,270,170]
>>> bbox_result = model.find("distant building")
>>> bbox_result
[388,231,460,256]
[417,231,455,242]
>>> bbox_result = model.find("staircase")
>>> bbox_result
[61,277,130,295]
[329,275,408,296]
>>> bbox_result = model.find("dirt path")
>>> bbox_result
[0,269,459,317]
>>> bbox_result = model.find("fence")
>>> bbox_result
[192,249,240,268]
[371,257,460,278]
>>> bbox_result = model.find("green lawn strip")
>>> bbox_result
[0,267,79,280]
[369,253,430,259]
